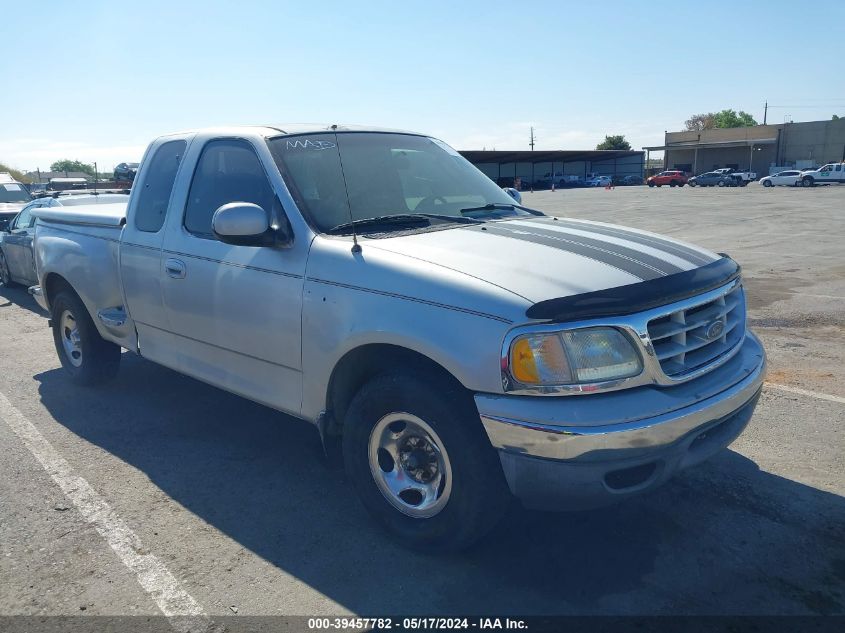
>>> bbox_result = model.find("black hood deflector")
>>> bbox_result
[525,255,741,322]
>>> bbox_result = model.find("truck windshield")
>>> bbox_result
[267,132,531,233]
[0,183,31,203]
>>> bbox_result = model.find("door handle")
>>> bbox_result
[164,258,186,279]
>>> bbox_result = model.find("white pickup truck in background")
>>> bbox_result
[30,125,766,551]
[800,162,845,187]
[713,168,757,186]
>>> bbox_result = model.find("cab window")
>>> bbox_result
[134,140,187,233]
[13,203,37,230]
[184,139,275,238]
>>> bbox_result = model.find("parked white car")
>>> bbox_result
[586,175,612,187]
[759,170,803,187]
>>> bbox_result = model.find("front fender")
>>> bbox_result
[299,277,515,422]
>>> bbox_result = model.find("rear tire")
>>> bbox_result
[718,180,726,187]
[802,177,814,187]
[669,181,677,187]
[51,290,121,385]
[343,371,510,552]
[0,250,14,288]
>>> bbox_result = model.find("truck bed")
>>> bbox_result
[32,203,135,352]
[33,202,127,227]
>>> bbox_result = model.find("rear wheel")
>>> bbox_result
[717,179,726,187]
[669,181,677,187]
[802,177,814,187]
[343,371,510,552]
[51,290,121,385]
[0,251,13,287]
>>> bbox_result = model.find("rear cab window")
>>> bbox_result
[135,140,187,233]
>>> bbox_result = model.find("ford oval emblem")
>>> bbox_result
[705,320,725,340]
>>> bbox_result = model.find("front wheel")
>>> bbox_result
[648,181,655,188]
[51,290,121,385]
[343,371,510,552]
[763,180,773,187]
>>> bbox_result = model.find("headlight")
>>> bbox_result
[509,327,642,386]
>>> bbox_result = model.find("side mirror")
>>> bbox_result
[212,202,278,247]
[503,187,522,204]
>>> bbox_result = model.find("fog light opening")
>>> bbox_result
[604,462,658,491]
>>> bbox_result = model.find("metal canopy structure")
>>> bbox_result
[642,138,777,152]
[641,138,778,175]
[459,149,643,164]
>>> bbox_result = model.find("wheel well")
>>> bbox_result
[43,273,75,309]
[326,344,466,434]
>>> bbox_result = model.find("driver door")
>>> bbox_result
[159,137,307,415]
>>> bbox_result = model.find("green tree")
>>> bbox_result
[713,109,757,128]
[49,159,95,176]
[0,162,31,183]
[596,135,631,151]
[833,114,840,121]
[685,109,757,131]
[685,113,716,131]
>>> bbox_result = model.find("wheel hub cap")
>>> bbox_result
[60,310,83,367]
[368,412,453,518]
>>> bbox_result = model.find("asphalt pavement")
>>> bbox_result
[0,183,843,621]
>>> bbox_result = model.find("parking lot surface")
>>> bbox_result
[1,184,843,618]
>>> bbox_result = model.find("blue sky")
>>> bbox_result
[1,0,843,171]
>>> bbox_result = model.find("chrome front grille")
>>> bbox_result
[647,283,746,377]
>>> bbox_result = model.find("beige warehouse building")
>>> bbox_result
[645,118,845,177]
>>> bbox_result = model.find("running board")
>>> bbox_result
[97,307,128,328]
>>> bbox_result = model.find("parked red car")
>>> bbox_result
[647,170,688,187]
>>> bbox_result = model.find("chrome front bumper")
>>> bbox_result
[476,332,766,509]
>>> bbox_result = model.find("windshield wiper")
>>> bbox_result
[326,213,483,235]
[458,202,545,216]
[326,214,431,235]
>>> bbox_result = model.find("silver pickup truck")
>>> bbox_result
[31,126,766,551]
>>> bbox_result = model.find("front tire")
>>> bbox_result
[343,371,510,552]
[763,180,772,187]
[51,290,121,385]
[648,181,655,188]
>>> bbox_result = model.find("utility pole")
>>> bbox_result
[529,126,535,151]
[763,101,768,125]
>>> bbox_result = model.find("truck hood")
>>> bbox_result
[364,216,721,304]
